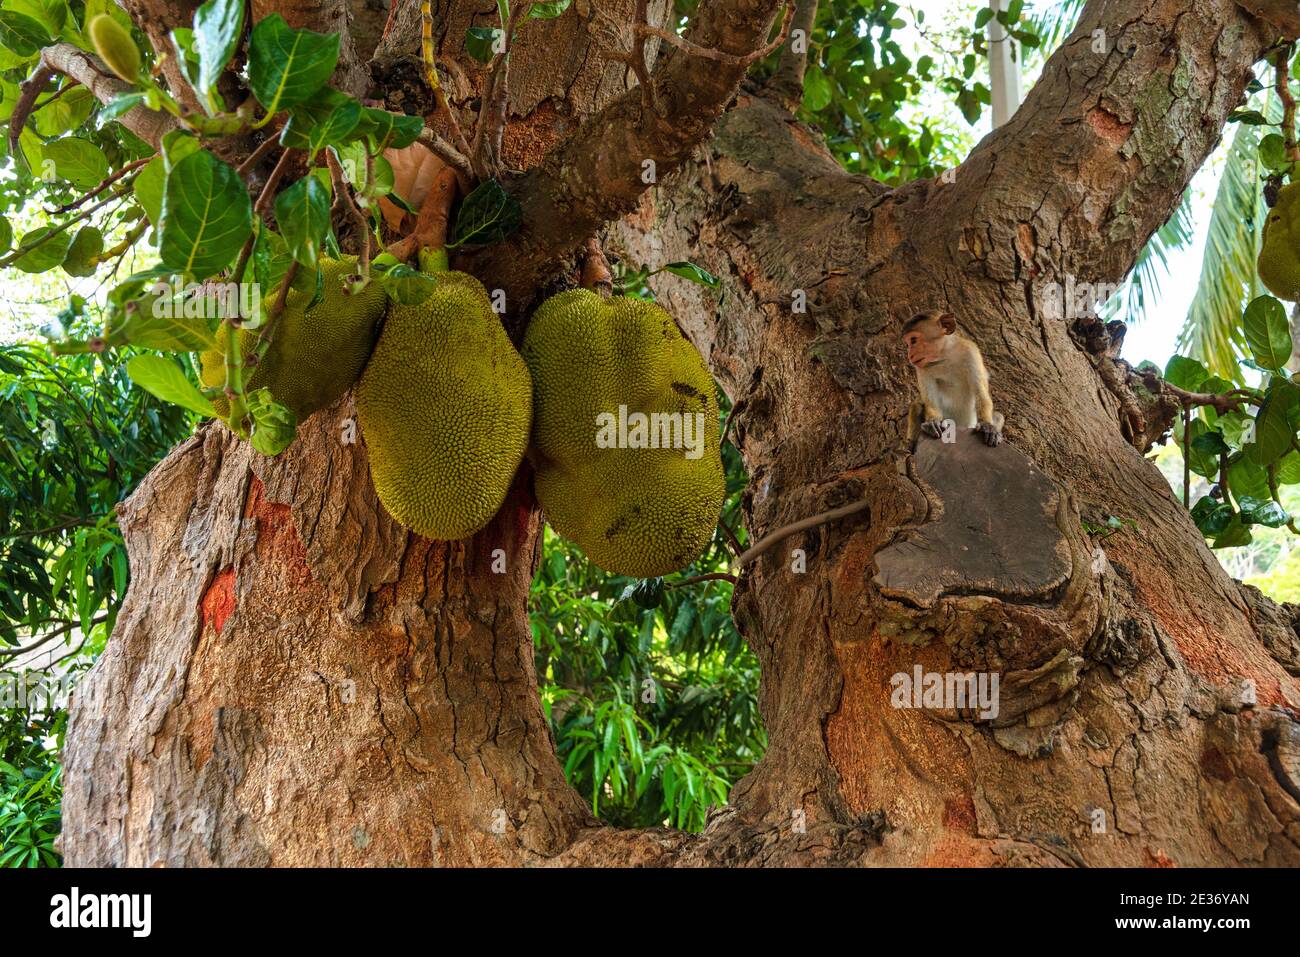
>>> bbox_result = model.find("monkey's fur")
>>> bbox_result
[902,311,1004,447]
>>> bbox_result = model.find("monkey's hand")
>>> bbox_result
[920,419,945,440]
[974,421,1003,447]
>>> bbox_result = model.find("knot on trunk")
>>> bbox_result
[870,432,1110,754]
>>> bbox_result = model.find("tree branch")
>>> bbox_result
[764,0,818,108]
[1235,0,1300,38]
[1276,44,1300,162]
[464,0,785,310]
[915,0,1274,333]
[416,127,474,189]
[470,1,533,179]
[12,45,176,151]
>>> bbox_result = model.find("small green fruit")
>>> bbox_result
[88,15,142,84]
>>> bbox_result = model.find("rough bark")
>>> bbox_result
[62,0,1300,866]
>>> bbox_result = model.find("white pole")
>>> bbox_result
[987,0,1022,128]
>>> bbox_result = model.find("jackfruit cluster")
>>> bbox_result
[200,256,386,425]
[1259,182,1300,301]
[522,289,725,578]
[356,271,532,541]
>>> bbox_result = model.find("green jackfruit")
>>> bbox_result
[200,256,386,424]
[357,271,532,540]
[522,289,725,578]
[88,15,141,83]
[1259,182,1300,301]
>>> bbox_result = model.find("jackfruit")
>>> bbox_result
[522,289,725,578]
[88,15,141,83]
[1259,182,1300,301]
[200,256,386,424]
[356,270,532,540]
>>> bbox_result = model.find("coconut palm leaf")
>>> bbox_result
[1176,103,1272,382]
[1102,190,1195,326]
[1024,0,1086,55]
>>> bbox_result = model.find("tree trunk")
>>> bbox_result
[62,0,1300,866]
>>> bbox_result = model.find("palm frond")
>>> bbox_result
[1177,102,1273,382]
[1024,0,1087,56]
[1102,190,1195,325]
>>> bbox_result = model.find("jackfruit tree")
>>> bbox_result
[4,0,1300,869]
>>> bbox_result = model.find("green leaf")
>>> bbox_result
[99,90,147,122]
[1228,454,1271,503]
[1247,378,1300,466]
[8,0,65,35]
[802,65,833,112]
[529,0,571,17]
[125,354,216,416]
[247,14,339,116]
[1227,109,1268,125]
[251,225,294,316]
[1242,295,1293,371]
[1277,451,1300,485]
[956,87,981,124]
[661,262,719,288]
[1190,429,1230,457]
[170,27,202,91]
[465,26,500,63]
[192,0,243,114]
[1259,132,1289,172]
[618,577,665,610]
[42,137,108,189]
[1239,497,1289,528]
[354,107,422,151]
[447,178,521,248]
[61,225,102,276]
[280,87,361,160]
[34,84,93,136]
[105,279,218,351]
[1182,419,1219,479]
[0,216,11,255]
[1178,120,1264,381]
[374,260,436,304]
[12,226,72,273]
[246,388,297,455]
[273,175,331,268]
[133,155,165,225]
[1211,515,1252,548]
[1163,354,1209,392]
[161,129,201,171]
[1190,495,1233,536]
[159,149,252,279]
[0,11,52,57]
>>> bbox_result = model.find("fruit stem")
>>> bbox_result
[1276,45,1300,164]
[222,320,249,434]
[580,237,613,296]
[387,166,458,266]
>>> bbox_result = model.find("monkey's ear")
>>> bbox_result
[938,313,957,335]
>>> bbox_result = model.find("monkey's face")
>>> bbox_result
[903,322,949,369]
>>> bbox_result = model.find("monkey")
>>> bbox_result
[901,311,1004,447]
[693,314,1002,575]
